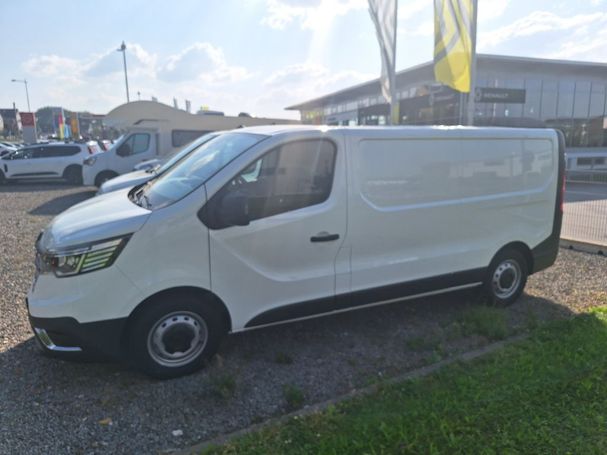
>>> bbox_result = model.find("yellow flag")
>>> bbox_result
[434,0,475,93]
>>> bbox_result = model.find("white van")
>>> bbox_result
[83,101,299,187]
[28,126,564,378]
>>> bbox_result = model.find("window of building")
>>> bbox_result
[557,81,575,119]
[541,80,558,119]
[172,130,211,148]
[524,79,542,119]
[573,81,591,119]
[577,157,592,166]
[589,83,606,117]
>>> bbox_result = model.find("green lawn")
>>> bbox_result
[203,307,607,454]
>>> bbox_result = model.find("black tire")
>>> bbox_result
[127,293,226,379]
[483,248,528,306]
[63,165,83,185]
[0,170,5,184]
[94,171,118,188]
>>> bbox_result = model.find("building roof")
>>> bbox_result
[285,54,607,111]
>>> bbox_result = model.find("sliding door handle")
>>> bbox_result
[310,233,340,243]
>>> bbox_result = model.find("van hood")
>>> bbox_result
[97,169,152,195]
[39,188,151,252]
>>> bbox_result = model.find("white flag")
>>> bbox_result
[368,0,397,105]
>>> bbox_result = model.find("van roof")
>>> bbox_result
[238,124,557,139]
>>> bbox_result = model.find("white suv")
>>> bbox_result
[0,142,100,184]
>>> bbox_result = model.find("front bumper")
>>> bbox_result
[29,307,128,359]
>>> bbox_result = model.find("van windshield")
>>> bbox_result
[136,132,265,209]
[153,132,219,174]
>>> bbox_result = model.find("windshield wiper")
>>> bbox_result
[141,194,152,209]
[133,186,152,209]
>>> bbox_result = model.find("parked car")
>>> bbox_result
[28,126,564,379]
[0,145,14,157]
[96,132,220,195]
[0,141,101,184]
[97,139,113,152]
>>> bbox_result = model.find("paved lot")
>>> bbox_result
[1,183,606,454]
[563,182,607,246]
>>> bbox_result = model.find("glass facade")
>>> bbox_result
[297,64,607,148]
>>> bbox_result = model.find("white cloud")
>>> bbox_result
[480,10,607,48]
[260,62,374,113]
[23,55,81,77]
[157,42,251,84]
[85,43,157,78]
[399,0,430,22]
[261,0,366,30]
[478,0,510,22]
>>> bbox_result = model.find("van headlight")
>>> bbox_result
[83,156,97,166]
[38,236,130,277]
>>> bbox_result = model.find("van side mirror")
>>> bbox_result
[116,143,131,157]
[219,191,250,227]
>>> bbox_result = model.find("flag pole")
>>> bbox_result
[390,0,398,126]
[466,0,478,126]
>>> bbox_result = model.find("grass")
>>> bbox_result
[283,384,305,411]
[274,352,294,365]
[202,307,607,454]
[458,305,510,340]
[209,374,237,400]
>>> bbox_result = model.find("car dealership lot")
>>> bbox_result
[1,183,606,455]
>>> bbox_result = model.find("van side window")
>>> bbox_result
[208,139,336,227]
[172,130,211,148]
[118,133,150,156]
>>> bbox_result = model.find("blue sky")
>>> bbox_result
[1,0,606,119]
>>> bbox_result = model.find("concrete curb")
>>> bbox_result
[177,333,529,454]
[561,238,606,256]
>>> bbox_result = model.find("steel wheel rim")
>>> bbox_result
[492,259,521,299]
[147,311,208,367]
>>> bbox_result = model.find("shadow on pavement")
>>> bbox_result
[28,190,97,216]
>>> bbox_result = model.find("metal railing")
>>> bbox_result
[566,170,607,185]
[562,180,607,247]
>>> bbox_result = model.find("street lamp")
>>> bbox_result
[117,41,130,103]
[11,78,31,111]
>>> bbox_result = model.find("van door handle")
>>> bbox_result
[310,233,340,243]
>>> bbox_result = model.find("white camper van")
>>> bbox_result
[29,126,564,378]
[83,101,299,187]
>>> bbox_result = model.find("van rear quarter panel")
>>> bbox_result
[346,129,558,292]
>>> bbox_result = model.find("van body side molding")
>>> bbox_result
[244,267,486,328]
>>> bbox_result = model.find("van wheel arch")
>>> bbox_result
[94,170,118,188]
[492,242,533,275]
[121,287,232,350]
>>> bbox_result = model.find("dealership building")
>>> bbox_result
[286,54,607,150]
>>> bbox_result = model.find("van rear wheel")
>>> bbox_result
[127,294,225,379]
[484,249,528,306]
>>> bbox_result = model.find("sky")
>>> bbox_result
[1,0,606,119]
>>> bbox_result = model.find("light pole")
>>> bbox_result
[117,41,130,102]
[11,78,31,111]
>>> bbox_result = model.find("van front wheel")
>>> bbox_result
[484,249,528,306]
[127,295,225,379]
